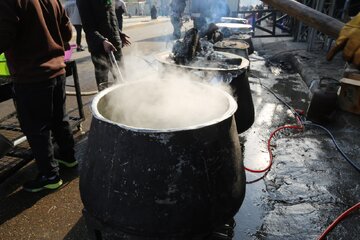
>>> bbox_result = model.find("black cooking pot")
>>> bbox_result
[80,80,246,238]
[156,51,254,134]
[229,35,254,55]
[213,39,250,60]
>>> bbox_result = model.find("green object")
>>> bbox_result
[0,53,6,61]
[0,53,10,76]
[22,175,63,192]
[104,0,112,6]
[56,158,78,168]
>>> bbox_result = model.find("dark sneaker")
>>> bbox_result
[76,46,85,52]
[56,157,78,168]
[23,175,63,193]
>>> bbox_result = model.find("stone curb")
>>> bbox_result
[289,54,320,95]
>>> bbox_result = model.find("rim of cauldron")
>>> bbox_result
[155,51,249,72]
[91,80,238,133]
[213,39,250,50]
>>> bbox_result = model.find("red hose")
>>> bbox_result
[244,123,303,173]
[243,102,359,238]
[318,202,360,240]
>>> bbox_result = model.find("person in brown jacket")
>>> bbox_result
[0,0,77,192]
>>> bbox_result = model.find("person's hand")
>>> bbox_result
[120,32,131,47]
[103,39,117,53]
[64,42,71,51]
[327,13,360,67]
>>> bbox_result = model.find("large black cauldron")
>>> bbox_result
[156,51,254,134]
[213,39,250,60]
[80,80,246,239]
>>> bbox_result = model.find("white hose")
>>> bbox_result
[109,51,125,83]
[65,52,122,96]
[66,90,98,96]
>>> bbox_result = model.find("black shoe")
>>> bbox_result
[76,46,85,52]
[56,157,78,168]
[23,175,63,193]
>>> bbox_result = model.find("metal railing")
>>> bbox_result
[238,10,294,38]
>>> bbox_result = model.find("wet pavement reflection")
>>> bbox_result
[233,52,360,239]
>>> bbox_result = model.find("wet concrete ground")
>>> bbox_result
[0,18,359,239]
[234,39,360,239]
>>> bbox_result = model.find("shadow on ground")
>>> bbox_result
[0,163,79,225]
[64,216,88,240]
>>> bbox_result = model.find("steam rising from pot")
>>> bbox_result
[99,70,233,130]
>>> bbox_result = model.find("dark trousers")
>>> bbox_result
[115,8,124,30]
[13,75,75,177]
[117,16,123,31]
[74,24,83,46]
[171,16,182,39]
[90,51,123,90]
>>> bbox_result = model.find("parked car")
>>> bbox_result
[215,17,253,37]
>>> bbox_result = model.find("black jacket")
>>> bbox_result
[77,0,122,54]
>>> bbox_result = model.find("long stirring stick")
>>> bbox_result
[109,51,124,83]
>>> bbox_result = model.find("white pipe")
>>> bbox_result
[109,51,125,83]
[13,136,27,146]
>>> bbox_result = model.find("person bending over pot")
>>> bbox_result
[77,0,131,91]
